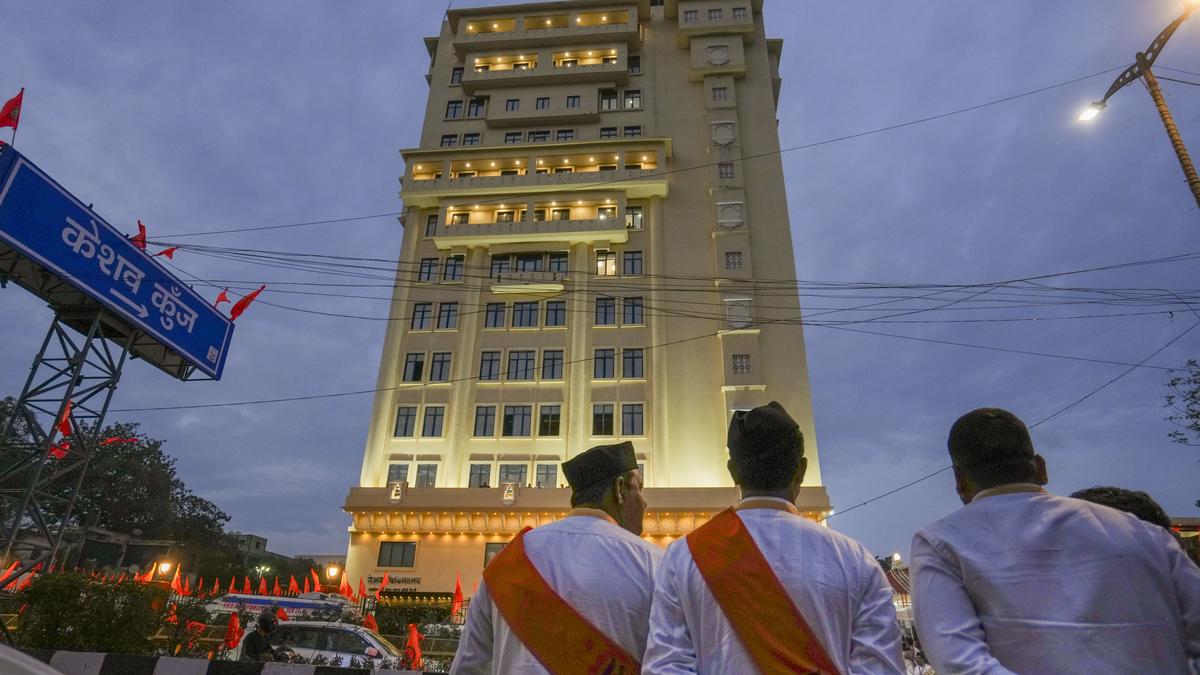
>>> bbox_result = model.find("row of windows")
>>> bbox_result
[425,207,644,236]
[410,302,458,330]
[444,90,641,121]
[448,55,642,86]
[416,251,644,282]
[407,297,644,333]
[440,125,641,147]
[392,402,646,438]
[683,7,747,22]
[398,348,745,385]
[468,462,559,489]
[416,255,464,282]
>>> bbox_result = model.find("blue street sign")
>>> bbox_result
[0,147,233,379]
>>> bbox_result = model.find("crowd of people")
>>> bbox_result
[450,403,1200,674]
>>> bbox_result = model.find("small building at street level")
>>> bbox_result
[342,0,831,599]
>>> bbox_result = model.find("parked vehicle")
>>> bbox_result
[230,619,404,667]
[205,592,352,622]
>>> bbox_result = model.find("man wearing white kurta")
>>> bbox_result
[644,402,904,674]
[451,442,663,674]
[912,408,1200,674]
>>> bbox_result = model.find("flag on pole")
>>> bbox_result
[229,576,237,595]
[131,220,147,250]
[375,572,389,600]
[0,88,23,130]
[275,607,289,622]
[257,577,268,595]
[182,575,191,596]
[196,576,204,597]
[152,246,177,259]
[310,568,321,593]
[404,623,424,669]
[303,577,311,594]
[272,576,282,597]
[170,568,183,595]
[214,288,230,307]
[363,613,379,632]
[288,575,299,595]
[0,561,19,588]
[451,572,464,620]
[242,576,252,595]
[211,577,220,596]
[223,612,242,649]
[359,576,367,600]
[338,575,353,600]
[229,284,266,321]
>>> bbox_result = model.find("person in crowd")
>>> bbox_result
[239,609,280,662]
[644,401,904,673]
[1070,484,1172,528]
[451,442,662,674]
[912,407,1200,674]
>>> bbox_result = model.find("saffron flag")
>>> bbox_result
[56,401,72,437]
[196,576,204,597]
[131,220,147,250]
[338,575,353,600]
[303,577,311,594]
[211,577,220,596]
[229,576,237,595]
[276,607,289,622]
[170,568,183,595]
[182,575,191,596]
[451,572,464,619]
[48,442,69,460]
[363,613,379,632]
[288,575,299,595]
[152,246,177,259]
[310,568,321,592]
[229,284,266,321]
[224,612,242,649]
[375,572,389,600]
[272,576,282,596]
[257,577,267,595]
[0,88,22,130]
[0,561,19,588]
[214,288,230,307]
[116,572,126,584]
[404,623,424,669]
[243,576,252,595]
[359,576,367,600]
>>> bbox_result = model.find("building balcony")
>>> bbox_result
[402,166,666,207]
[449,4,646,59]
[485,103,601,128]
[488,269,568,294]
[462,51,630,95]
[433,216,628,249]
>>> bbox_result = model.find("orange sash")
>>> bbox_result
[687,507,841,675]
[483,525,640,675]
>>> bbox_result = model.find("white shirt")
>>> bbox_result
[911,488,1200,675]
[450,513,664,674]
[643,503,905,674]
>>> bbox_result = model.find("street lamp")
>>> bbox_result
[157,562,172,575]
[1080,4,1200,209]
[326,564,340,579]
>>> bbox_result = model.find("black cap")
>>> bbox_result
[563,441,638,491]
[728,401,803,462]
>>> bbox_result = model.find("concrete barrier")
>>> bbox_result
[19,650,427,675]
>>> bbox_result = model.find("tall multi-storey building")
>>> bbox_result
[342,0,831,598]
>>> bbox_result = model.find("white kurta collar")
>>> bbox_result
[971,483,1047,503]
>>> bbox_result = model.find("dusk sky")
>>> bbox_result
[2,0,1198,560]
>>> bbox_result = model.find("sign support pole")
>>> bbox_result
[0,310,134,579]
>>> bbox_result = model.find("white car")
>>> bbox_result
[236,620,404,667]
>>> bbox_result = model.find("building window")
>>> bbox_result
[600,127,618,139]
[623,90,641,109]
[504,131,522,144]
[416,463,438,487]
[424,214,438,236]
[528,129,549,142]
[593,404,615,435]
[505,98,519,111]
[503,406,533,437]
[545,301,566,327]
[567,95,581,108]
[474,406,496,437]
[430,352,451,381]
[732,353,752,374]
[513,253,541,272]
[623,348,644,378]
[446,100,463,118]
[402,353,425,382]
[499,463,528,485]
[623,125,642,138]
[719,162,735,178]
[484,542,505,566]
[468,98,486,117]
[622,404,644,435]
[451,67,464,84]
[623,251,643,275]
[536,97,550,110]
[491,255,511,277]
[623,297,644,325]
[440,134,458,147]
[628,55,641,74]
[462,132,481,145]
[469,463,491,487]
[437,302,459,329]
[422,407,445,437]
[599,90,618,110]
[603,55,618,65]
[536,463,558,487]
[596,251,617,276]
[410,302,434,329]
[474,63,490,73]
[708,8,723,20]
[450,211,469,225]
[539,405,561,437]
[496,210,516,223]
[594,349,615,379]
[513,301,539,327]
[558,58,578,68]
[725,251,744,270]
[541,349,563,379]
[443,255,464,281]
[712,86,729,101]
[556,129,575,141]
[418,258,438,282]
[507,350,536,380]
[683,9,698,23]
[485,303,506,328]
[387,463,409,484]
[626,206,643,230]
[393,406,417,437]
[480,350,501,380]
[554,165,574,174]
[595,297,616,325]
[378,542,416,568]
[733,6,748,19]
[598,206,617,220]
[551,207,570,220]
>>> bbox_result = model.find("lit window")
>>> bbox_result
[539,406,561,437]
[626,206,643,230]
[623,90,641,109]
[551,207,571,220]
[450,212,469,225]
[503,406,533,436]
[598,206,617,220]
[596,251,617,276]
[599,90,618,110]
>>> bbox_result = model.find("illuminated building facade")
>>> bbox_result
[343,0,830,597]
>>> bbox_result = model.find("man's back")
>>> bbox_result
[644,508,903,674]
[912,489,1200,674]
[451,515,663,674]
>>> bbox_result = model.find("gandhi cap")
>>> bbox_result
[562,441,638,490]
[727,401,803,462]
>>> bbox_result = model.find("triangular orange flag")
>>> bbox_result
[214,288,230,307]
[303,577,311,594]
[170,568,183,595]
[196,576,204,597]
[363,613,379,632]
[152,246,177,259]
[229,284,266,321]
[228,576,237,594]
[182,575,191,596]
[276,607,289,622]
[359,576,367,599]
[243,576,252,594]
[0,88,23,131]
[257,577,268,595]
[375,572,389,600]
[211,577,220,596]
[223,612,242,649]
[272,576,282,596]
[451,572,463,619]
[288,575,299,595]
[131,220,147,250]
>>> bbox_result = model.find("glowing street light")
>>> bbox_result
[1077,101,1105,122]
[326,564,341,579]
[158,562,172,574]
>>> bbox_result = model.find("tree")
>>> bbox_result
[1165,359,1200,507]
